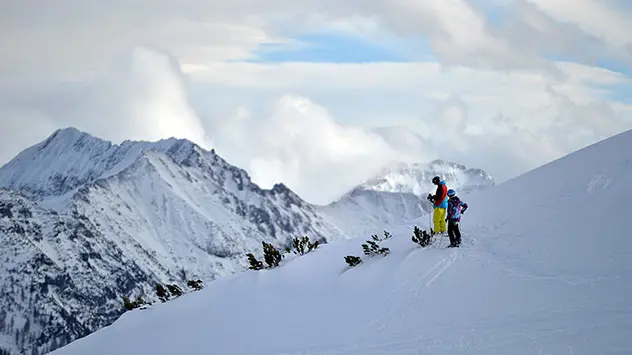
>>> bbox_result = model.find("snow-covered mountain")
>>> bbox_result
[0,127,347,355]
[320,160,494,236]
[360,160,494,195]
[0,189,155,355]
[50,128,632,355]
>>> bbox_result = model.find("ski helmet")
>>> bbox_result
[447,189,456,197]
[432,176,441,184]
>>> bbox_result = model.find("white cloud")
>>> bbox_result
[0,47,212,159]
[79,47,211,147]
[187,59,630,198]
[2,0,628,84]
[0,109,60,166]
[527,0,632,48]
[208,94,418,204]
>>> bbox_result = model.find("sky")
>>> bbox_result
[1,0,631,204]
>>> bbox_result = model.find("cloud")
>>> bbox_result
[0,47,212,158]
[0,109,60,166]
[190,59,631,201]
[75,47,211,147]
[207,94,423,204]
[2,0,630,84]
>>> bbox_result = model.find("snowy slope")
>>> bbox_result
[320,160,494,236]
[50,128,632,355]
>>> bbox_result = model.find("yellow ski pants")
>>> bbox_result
[433,207,447,234]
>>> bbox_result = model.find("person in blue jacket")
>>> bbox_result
[427,176,449,234]
[446,188,468,247]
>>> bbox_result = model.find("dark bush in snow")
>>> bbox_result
[361,240,390,257]
[167,284,183,297]
[246,253,264,270]
[344,255,362,267]
[411,226,432,247]
[292,235,319,255]
[122,295,148,311]
[155,284,169,302]
[187,279,203,291]
[359,230,391,257]
[372,230,392,241]
[263,241,282,268]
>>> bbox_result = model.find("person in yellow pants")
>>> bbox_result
[427,175,448,234]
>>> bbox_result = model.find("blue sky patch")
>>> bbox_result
[542,51,632,77]
[599,82,632,104]
[246,32,431,63]
[593,58,632,76]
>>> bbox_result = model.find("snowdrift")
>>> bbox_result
[51,130,632,355]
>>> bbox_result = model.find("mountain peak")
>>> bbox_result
[0,127,210,209]
[357,159,494,196]
[36,126,110,153]
[0,127,306,213]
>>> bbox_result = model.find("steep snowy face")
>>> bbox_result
[49,130,632,355]
[359,159,494,196]
[0,189,157,355]
[0,127,200,210]
[71,148,343,282]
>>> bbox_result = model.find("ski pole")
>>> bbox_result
[428,201,432,231]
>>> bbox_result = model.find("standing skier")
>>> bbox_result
[427,176,448,234]
[446,189,468,247]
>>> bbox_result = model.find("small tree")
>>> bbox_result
[262,241,282,268]
[122,296,134,311]
[166,284,183,297]
[292,236,319,255]
[122,295,148,310]
[135,295,147,308]
[344,255,362,267]
[155,283,169,302]
[187,279,204,291]
[370,230,392,242]
[411,226,432,247]
[246,253,264,270]
[361,240,390,257]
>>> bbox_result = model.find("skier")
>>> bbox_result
[426,176,448,234]
[446,189,468,247]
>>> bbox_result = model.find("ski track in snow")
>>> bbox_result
[357,240,463,337]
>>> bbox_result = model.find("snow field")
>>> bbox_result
[50,129,632,355]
